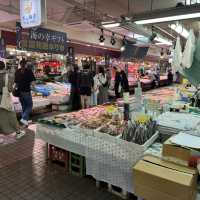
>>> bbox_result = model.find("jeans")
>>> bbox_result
[91,92,98,106]
[19,92,33,121]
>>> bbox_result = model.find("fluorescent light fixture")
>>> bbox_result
[155,36,172,46]
[186,0,200,5]
[169,24,189,38]
[135,13,200,25]
[134,34,144,39]
[102,22,120,28]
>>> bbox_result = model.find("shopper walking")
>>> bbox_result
[79,65,93,109]
[114,66,129,99]
[15,59,36,127]
[97,66,108,104]
[68,65,81,111]
[90,71,99,106]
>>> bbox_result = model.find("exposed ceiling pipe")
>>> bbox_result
[153,25,176,40]
[60,6,75,23]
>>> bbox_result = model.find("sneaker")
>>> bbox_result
[20,119,29,127]
[15,130,26,139]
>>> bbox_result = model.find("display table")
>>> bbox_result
[36,105,158,193]
[36,124,145,193]
[156,112,200,135]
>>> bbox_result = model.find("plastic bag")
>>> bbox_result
[0,73,14,111]
[183,37,200,87]
[182,29,196,69]
[172,36,182,72]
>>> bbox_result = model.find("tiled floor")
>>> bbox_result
[0,129,132,200]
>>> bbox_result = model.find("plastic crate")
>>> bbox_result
[69,152,85,177]
[48,144,69,170]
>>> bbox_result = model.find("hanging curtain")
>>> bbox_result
[172,36,182,73]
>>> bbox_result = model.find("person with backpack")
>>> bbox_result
[97,66,108,105]
[79,65,94,109]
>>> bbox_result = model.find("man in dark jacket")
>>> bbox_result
[68,65,81,111]
[114,66,129,98]
[79,65,94,108]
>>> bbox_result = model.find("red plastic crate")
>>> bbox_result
[48,144,69,170]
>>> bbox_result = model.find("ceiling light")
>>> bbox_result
[134,33,144,39]
[110,32,116,45]
[155,36,172,46]
[135,13,200,25]
[27,52,31,57]
[99,42,105,46]
[120,46,125,51]
[133,4,200,25]
[120,36,126,51]
[99,29,105,44]
[169,24,189,38]
[102,22,120,28]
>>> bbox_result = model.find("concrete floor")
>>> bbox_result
[0,129,134,200]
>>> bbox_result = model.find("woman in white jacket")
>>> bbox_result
[91,71,99,106]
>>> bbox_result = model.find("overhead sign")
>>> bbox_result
[16,22,67,54]
[20,0,46,28]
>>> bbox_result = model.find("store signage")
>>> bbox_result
[20,0,46,28]
[16,22,67,54]
[0,38,6,58]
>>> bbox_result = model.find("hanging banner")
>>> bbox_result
[20,0,46,28]
[16,22,67,54]
[0,38,6,58]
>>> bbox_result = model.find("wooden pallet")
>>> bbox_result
[96,180,129,199]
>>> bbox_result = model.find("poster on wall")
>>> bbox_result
[16,22,67,55]
[20,0,46,28]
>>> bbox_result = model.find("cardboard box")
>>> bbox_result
[162,138,200,164]
[133,156,197,200]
